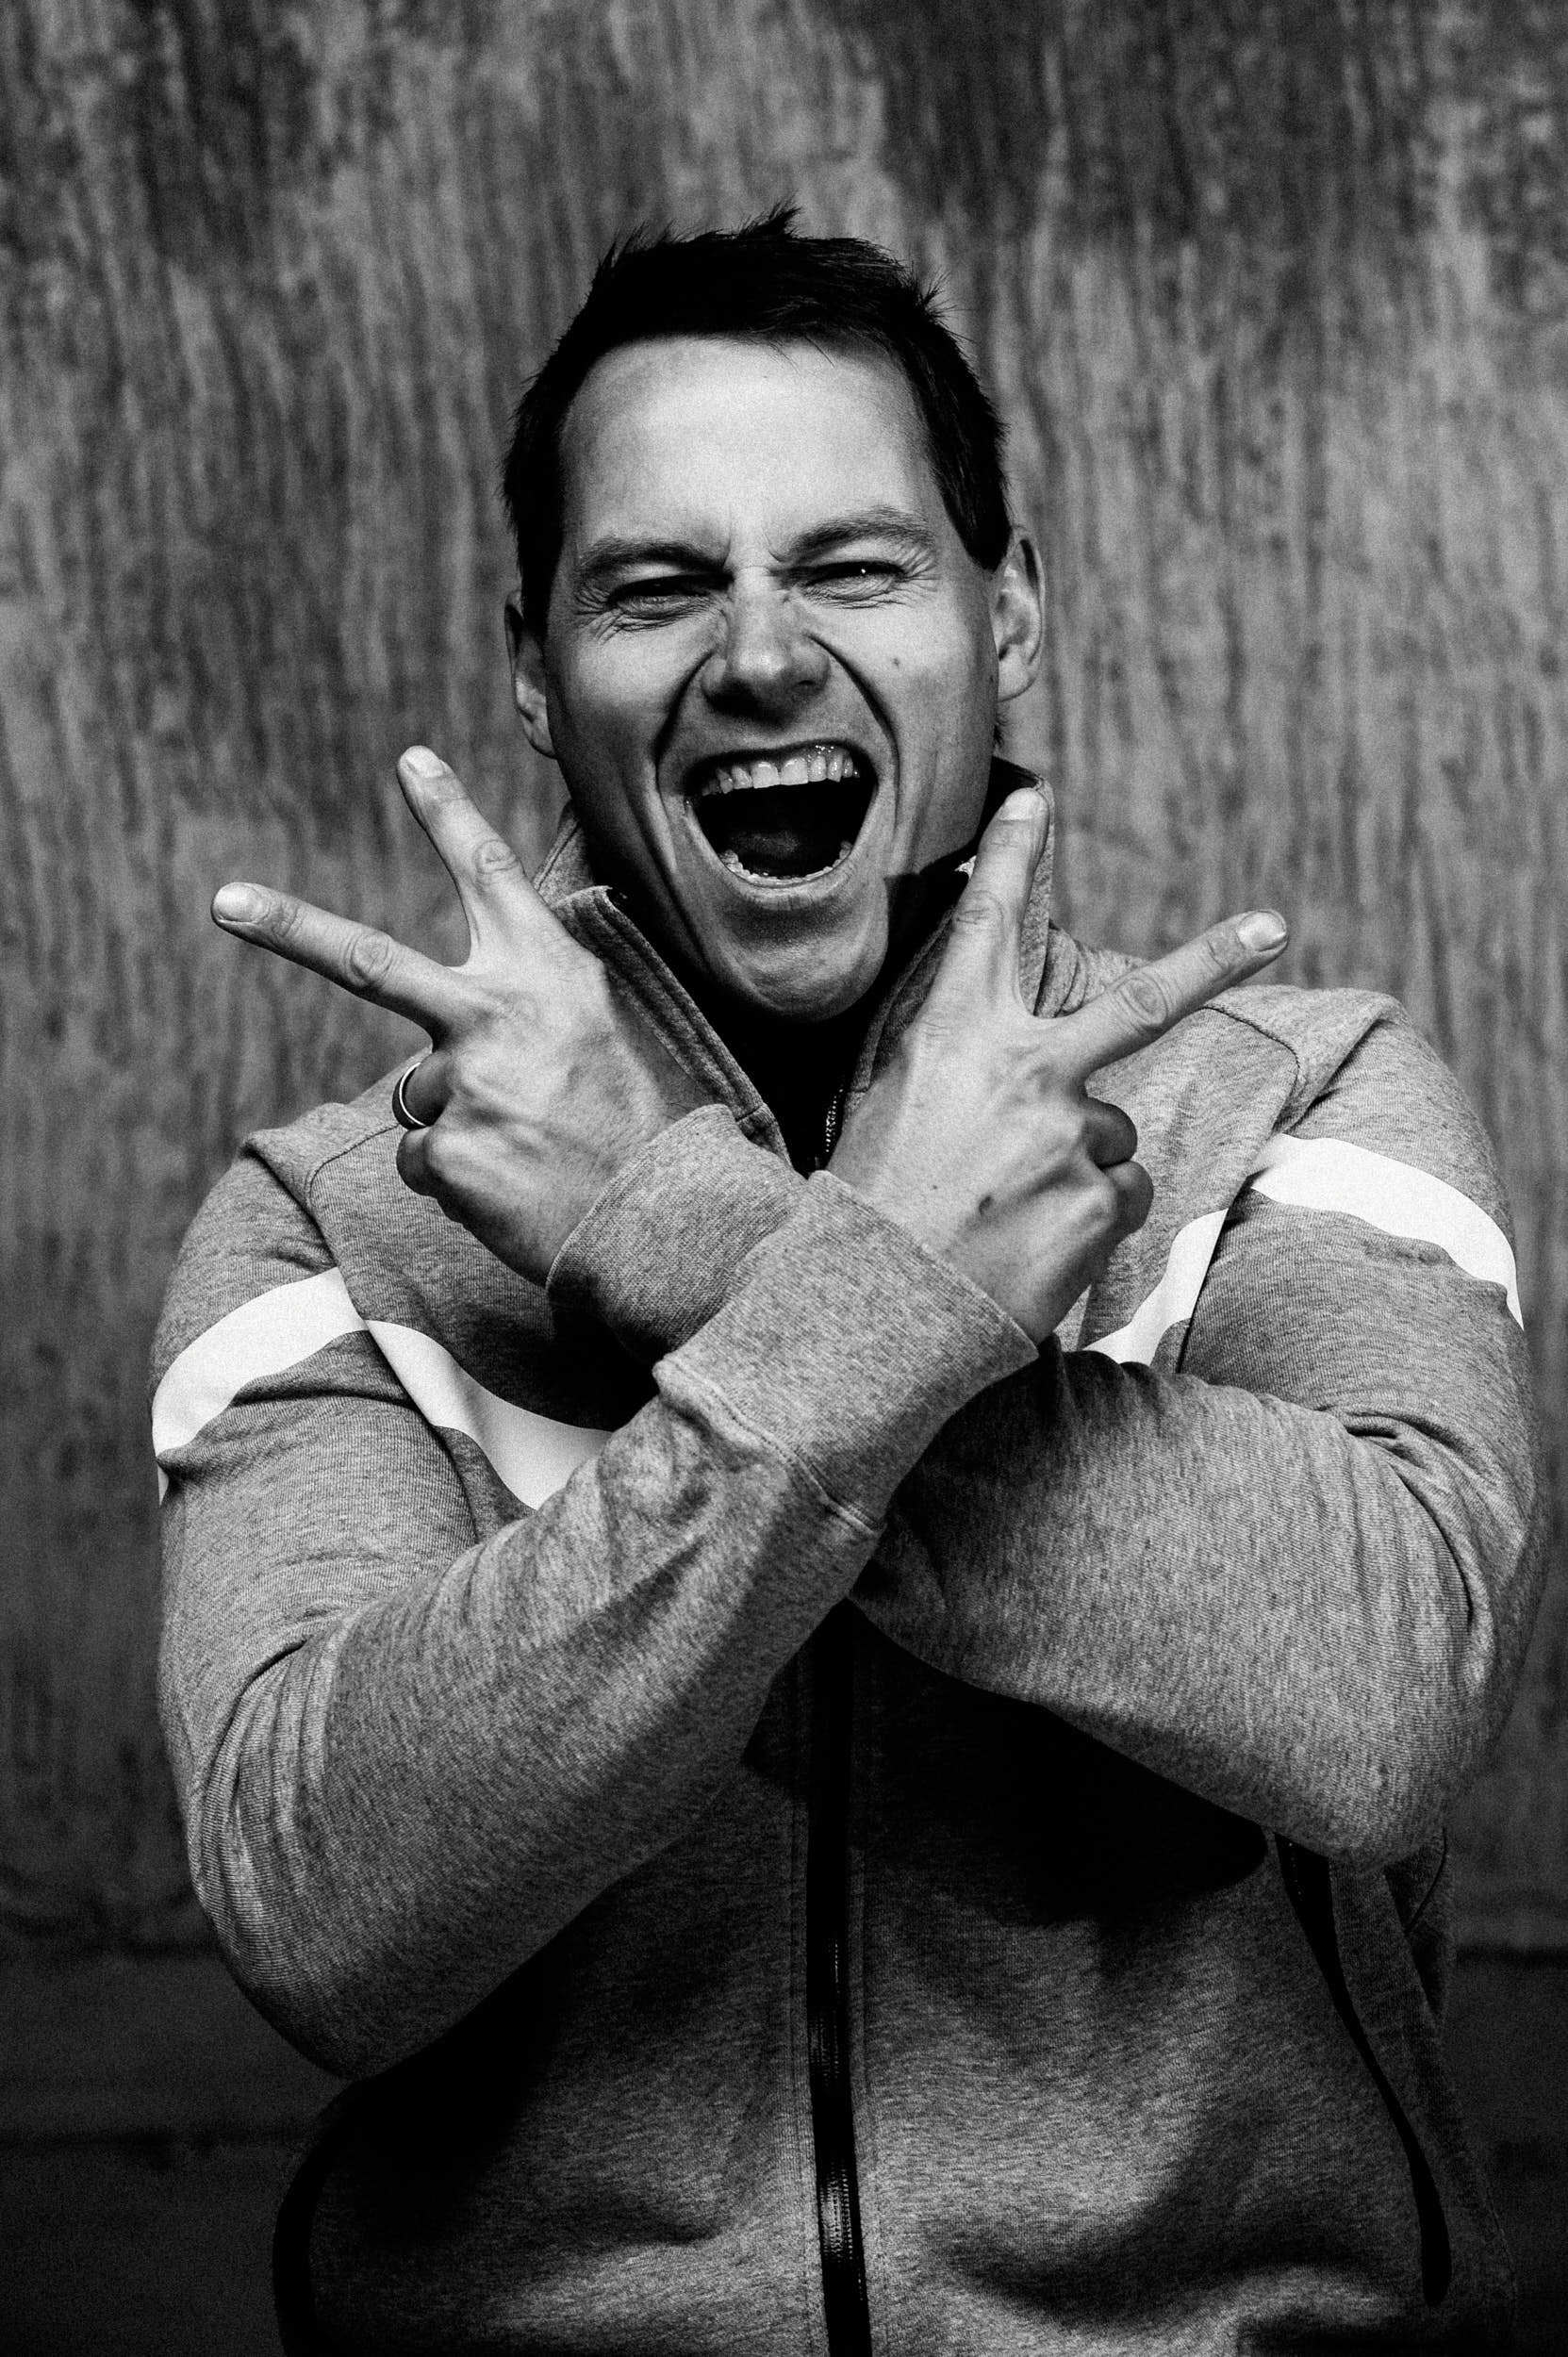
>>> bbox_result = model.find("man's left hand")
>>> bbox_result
[210,747,711,1283]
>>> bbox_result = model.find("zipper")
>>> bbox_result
[569,928,879,2347]
[805,1080,874,2357]
[807,1607,873,2357]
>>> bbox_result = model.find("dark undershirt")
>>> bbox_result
[632,865,968,1177]
[713,1000,868,1176]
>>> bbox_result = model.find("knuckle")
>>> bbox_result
[345,927,396,987]
[1113,970,1177,1037]
[439,1053,486,1115]
[1084,1093,1135,1156]
[950,886,1007,935]
[394,1133,429,1194]
[416,1127,458,1195]
[471,835,522,882]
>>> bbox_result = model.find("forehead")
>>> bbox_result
[554,336,947,553]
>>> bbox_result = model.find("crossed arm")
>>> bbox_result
[158,750,1540,2075]
[207,746,1288,1342]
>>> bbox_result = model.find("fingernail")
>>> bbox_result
[213,883,264,924]
[402,745,445,777]
[1238,911,1288,953]
[1004,787,1044,832]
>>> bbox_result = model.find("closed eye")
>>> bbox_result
[800,559,911,598]
[605,575,719,619]
[594,555,915,623]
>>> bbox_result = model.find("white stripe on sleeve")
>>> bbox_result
[152,1270,365,1466]
[1084,1211,1227,1365]
[1086,1134,1523,1368]
[156,1129,1520,1488]
[366,1322,610,1507]
[152,1271,611,1506]
[1249,1135,1523,1325]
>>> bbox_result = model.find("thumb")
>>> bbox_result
[923,786,1047,1021]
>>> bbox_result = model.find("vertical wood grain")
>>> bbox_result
[1,0,1563,1949]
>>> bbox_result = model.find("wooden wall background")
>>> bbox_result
[2,0,1565,1952]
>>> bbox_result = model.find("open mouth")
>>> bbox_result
[691,743,876,883]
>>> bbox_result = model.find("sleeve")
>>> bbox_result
[848,1012,1547,1865]
[155,1115,1032,2076]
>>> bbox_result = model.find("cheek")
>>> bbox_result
[852,603,996,734]
[551,658,643,759]
[552,627,701,750]
[888,626,997,859]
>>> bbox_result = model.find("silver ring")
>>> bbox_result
[391,1059,431,1132]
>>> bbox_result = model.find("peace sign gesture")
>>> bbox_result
[212,748,710,1281]
[829,786,1289,1342]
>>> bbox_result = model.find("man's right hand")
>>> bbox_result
[828,788,1289,1343]
[209,749,711,1287]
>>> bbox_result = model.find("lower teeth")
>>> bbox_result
[719,840,853,880]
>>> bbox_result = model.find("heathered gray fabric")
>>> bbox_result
[154,787,1543,2351]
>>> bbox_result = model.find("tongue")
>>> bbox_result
[704,781,854,879]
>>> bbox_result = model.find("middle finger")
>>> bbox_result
[397,748,559,959]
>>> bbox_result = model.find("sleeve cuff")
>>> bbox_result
[546,1105,807,1360]
[663,1170,1037,1525]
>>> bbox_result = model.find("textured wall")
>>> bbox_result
[2,0,1564,1950]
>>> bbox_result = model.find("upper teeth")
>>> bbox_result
[698,744,861,797]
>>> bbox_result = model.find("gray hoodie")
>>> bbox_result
[154,787,1543,2352]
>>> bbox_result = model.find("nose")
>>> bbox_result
[700,581,830,711]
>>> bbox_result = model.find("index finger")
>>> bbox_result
[1052,910,1289,1079]
[210,881,475,1036]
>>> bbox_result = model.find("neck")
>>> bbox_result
[668,975,866,1173]
[669,864,970,1172]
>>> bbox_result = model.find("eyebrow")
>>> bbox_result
[784,508,938,566]
[575,506,937,592]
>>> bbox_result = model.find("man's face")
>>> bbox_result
[510,336,1042,1022]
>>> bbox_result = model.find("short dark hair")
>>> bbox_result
[501,207,1012,635]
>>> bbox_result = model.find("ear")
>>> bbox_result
[504,593,557,762]
[991,532,1045,705]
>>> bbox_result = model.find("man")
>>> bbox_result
[154,218,1542,2351]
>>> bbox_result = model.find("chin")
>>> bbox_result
[740,975,873,1025]
[704,931,889,1026]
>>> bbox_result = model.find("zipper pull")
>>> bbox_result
[819,1085,847,1168]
